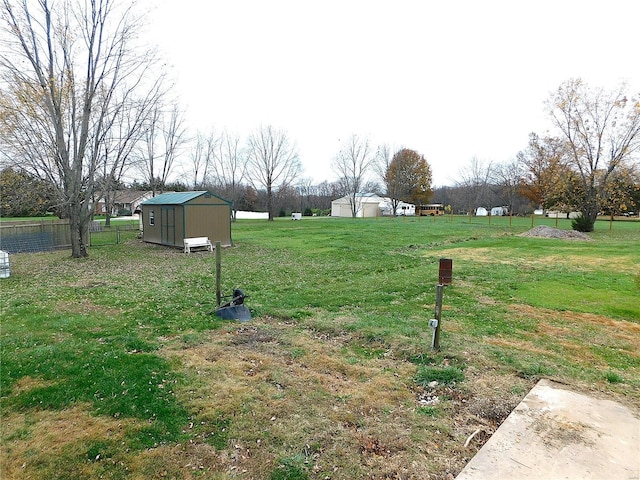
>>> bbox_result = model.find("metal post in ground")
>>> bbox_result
[431,284,444,351]
[215,241,222,306]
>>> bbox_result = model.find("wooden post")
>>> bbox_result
[215,241,222,306]
[531,213,534,228]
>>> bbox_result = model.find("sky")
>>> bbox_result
[143,0,639,187]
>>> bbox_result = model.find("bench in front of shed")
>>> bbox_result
[183,237,213,253]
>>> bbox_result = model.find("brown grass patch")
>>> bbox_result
[158,317,512,478]
[485,337,551,356]
[7,376,57,396]
[55,297,124,316]
[0,406,137,480]
[1,406,228,480]
[435,247,638,274]
[510,304,640,348]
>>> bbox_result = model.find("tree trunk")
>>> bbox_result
[105,193,112,227]
[69,207,89,258]
[267,185,274,221]
[581,205,598,231]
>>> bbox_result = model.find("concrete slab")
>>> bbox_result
[456,379,640,480]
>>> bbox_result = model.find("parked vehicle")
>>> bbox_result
[418,204,445,216]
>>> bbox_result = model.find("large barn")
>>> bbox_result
[331,193,385,218]
[331,193,415,218]
[140,191,232,248]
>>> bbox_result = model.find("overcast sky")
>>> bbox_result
[144,0,639,187]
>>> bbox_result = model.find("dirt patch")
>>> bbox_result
[531,416,595,449]
[519,225,592,240]
[228,325,278,346]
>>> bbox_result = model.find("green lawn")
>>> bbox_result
[1,216,638,479]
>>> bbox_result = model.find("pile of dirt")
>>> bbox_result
[519,225,592,240]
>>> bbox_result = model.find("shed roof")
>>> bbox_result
[141,191,230,205]
[332,193,386,204]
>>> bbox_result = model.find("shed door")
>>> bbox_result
[161,207,175,245]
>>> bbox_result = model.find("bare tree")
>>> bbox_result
[332,134,374,217]
[138,102,187,196]
[374,143,393,180]
[547,79,640,229]
[295,177,316,214]
[491,159,524,214]
[187,129,218,190]
[0,0,161,257]
[455,157,494,214]
[207,130,247,219]
[97,83,164,226]
[246,125,301,221]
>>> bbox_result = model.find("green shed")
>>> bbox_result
[140,191,232,248]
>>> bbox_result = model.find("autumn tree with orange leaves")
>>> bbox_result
[383,149,433,215]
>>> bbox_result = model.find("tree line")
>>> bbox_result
[1,1,638,257]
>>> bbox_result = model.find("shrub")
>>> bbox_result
[571,214,594,232]
[604,371,624,384]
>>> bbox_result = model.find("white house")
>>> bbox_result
[475,207,488,216]
[379,199,416,216]
[331,194,416,218]
[491,206,509,216]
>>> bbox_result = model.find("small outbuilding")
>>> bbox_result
[140,191,232,249]
[491,206,509,216]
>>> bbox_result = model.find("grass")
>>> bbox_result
[1,215,639,479]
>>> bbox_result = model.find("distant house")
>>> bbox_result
[140,191,232,248]
[546,211,581,219]
[94,190,154,216]
[491,206,509,216]
[331,193,415,218]
[379,199,415,216]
